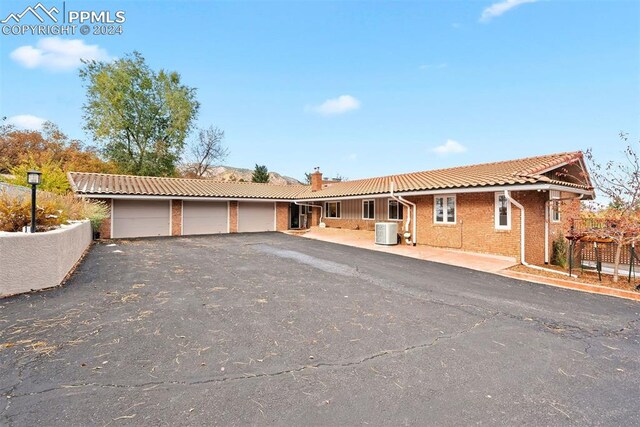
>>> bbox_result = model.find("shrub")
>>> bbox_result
[551,233,568,268]
[83,200,109,232]
[0,190,107,232]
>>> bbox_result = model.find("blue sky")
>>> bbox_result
[1,0,638,182]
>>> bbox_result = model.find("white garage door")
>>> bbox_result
[112,200,170,238]
[182,201,228,235]
[238,202,275,232]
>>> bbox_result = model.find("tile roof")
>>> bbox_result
[296,151,592,199]
[67,172,310,199]
[68,152,592,200]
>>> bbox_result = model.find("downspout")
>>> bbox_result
[504,190,576,277]
[390,182,417,246]
[544,194,584,264]
[294,201,324,227]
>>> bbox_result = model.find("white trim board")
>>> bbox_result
[295,183,593,202]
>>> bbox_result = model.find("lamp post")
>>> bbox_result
[26,170,42,233]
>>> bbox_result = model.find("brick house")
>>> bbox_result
[68,151,593,265]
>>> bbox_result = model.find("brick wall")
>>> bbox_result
[405,193,519,261]
[171,200,182,236]
[229,201,238,233]
[398,191,549,263]
[519,190,547,265]
[276,202,289,231]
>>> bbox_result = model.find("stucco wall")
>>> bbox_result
[0,221,92,297]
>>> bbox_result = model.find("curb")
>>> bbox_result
[499,270,640,302]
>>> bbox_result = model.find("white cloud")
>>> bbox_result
[432,139,467,155]
[480,0,537,22]
[6,114,47,130]
[10,37,112,71]
[306,95,361,116]
[342,153,358,161]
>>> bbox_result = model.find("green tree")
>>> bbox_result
[303,172,312,184]
[79,51,199,176]
[252,164,269,183]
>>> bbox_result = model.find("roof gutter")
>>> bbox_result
[390,182,416,246]
[504,190,576,278]
[76,194,296,202]
[295,183,594,202]
[294,201,324,227]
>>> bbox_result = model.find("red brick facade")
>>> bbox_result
[90,190,576,265]
[171,200,182,236]
[229,201,238,233]
[315,191,576,265]
[275,202,289,231]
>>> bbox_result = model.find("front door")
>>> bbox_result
[290,203,300,229]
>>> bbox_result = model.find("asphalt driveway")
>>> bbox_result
[1,233,639,425]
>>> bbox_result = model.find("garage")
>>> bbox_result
[182,201,228,235]
[238,202,275,232]
[112,200,171,238]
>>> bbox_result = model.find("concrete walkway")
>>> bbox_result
[295,227,517,273]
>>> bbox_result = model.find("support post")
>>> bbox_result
[30,184,37,233]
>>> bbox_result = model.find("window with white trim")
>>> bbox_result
[550,190,560,222]
[362,200,375,220]
[495,192,511,230]
[388,200,404,220]
[434,195,456,224]
[325,201,341,218]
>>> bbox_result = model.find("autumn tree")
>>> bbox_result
[80,51,199,176]
[584,132,640,282]
[0,121,116,193]
[182,126,228,178]
[252,164,269,183]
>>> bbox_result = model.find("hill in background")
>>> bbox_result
[202,166,303,185]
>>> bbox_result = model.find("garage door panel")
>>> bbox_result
[238,202,275,232]
[183,201,228,235]
[113,200,170,238]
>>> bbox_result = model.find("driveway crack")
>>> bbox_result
[5,314,497,399]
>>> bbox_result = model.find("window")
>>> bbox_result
[362,200,375,220]
[388,200,404,220]
[495,193,511,230]
[550,190,560,222]
[434,195,456,224]
[325,201,341,218]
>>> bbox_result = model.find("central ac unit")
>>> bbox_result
[375,222,398,245]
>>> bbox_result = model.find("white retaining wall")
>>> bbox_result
[0,221,92,297]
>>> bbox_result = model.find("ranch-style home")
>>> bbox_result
[67,151,594,265]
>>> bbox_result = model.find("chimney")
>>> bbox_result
[311,167,323,192]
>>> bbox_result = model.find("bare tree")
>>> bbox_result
[583,132,640,281]
[183,126,228,178]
